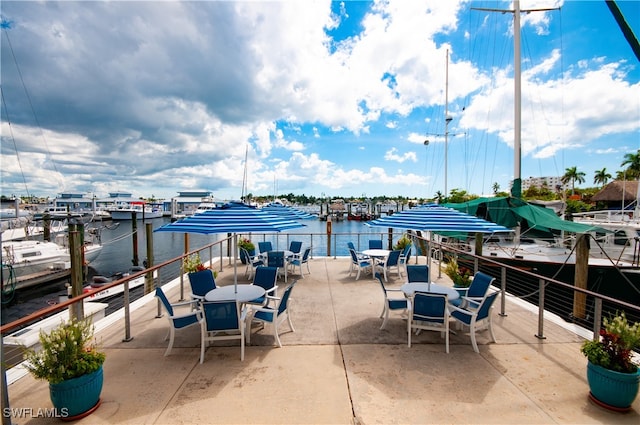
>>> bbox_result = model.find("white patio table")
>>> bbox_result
[205,285,265,303]
[400,282,460,301]
[362,249,390,261]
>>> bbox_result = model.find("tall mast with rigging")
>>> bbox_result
[471,1,557,199]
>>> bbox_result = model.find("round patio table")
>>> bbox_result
[362,249,390,260]
[204,284,265,303]
[400,282,460,301]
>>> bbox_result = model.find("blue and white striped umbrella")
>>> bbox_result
[155,202,305,289]
[259,202,316,220]
[365,204,513,234]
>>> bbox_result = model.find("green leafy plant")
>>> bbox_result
[238,237,255,252]
[183,253,206,273]
[23,318,105,384]
[393,235,411,251]
[443,256,472,287]
[581,311,640,373]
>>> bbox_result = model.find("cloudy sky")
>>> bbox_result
[1,0,639,202]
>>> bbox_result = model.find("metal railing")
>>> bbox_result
[2,229,640,406]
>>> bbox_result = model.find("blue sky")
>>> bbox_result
[1,0,639,202]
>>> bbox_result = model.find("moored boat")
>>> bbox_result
[82,266,146,302]
[108,201,163,220]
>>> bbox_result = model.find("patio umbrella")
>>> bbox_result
[259,202,316,220]
[154,201,305,291]
[365,204,513,234]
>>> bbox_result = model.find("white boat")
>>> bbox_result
[108,201,163,220]
[1,229,103,292]
[571,209,640,265]
[82,266,147,302]
[1,240,71,278]
[193,202,220,214]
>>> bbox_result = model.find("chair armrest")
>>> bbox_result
[171,299,200,309]
[386,288,404,293]
[171,309,203,321]
[264,286,278,295]
[454,287,470,296]
[447,303,473,316]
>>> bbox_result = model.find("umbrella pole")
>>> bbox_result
[233,233,238,293]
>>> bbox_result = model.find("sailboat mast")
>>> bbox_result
[513,0,522,198]
[444,49,451,198]
[472,1,556,198]
[241,144,248,203]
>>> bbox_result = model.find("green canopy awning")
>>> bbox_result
[443,197,609,235]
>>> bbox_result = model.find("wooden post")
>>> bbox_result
[131,211,139,266]
[145,223,154,294]
[475,233,483,256]
[69,226,84,321]
[326,217,332,257]
[573,233,589,320]
[43,213,51,241]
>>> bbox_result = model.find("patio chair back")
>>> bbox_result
[188,269,216,300]
[408,291,449,352]
[254,266,278,291]
[406,265,429,283]
[267,250,285,268]
[258,241,273,253]
[386,249,401,266]
[469,272,495,298]
[289,241,303,254]
[250,266,278,305]
[156,287,175,317]
[289,247,312,278]
[201,300,246,362]
[369,239,383,249]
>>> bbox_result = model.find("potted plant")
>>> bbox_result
[581,311,640,411]
[443,256,472,288]
[23,318,105,420]
[183,253,216,285]
[238,237,255,264]
[393,235,411,251]
[183,253,207,274]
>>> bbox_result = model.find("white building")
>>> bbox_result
[521,176,568,192]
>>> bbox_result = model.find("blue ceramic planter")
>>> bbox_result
[49,365,103,419]
[587,361,640,411]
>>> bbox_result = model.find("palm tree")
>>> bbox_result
[492,182,500,195]
[621,150,640,180]
[593,168,612,187]
[561,166,586,195]
[434,191,444,203]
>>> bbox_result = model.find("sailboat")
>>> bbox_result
[442,2,640,315]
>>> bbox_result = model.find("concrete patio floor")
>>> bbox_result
[6,256,640,424]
